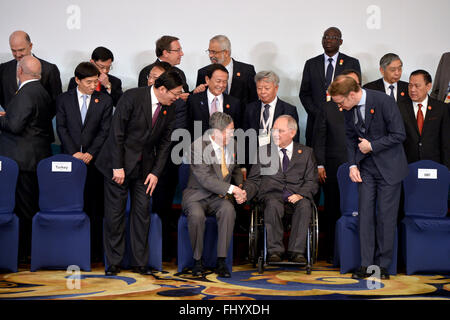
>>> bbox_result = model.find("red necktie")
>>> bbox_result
[95,82,101,92]
[152,103,161,127]
[417,103,424,135]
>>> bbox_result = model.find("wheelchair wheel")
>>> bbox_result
[310,203,319,264]
[257,256,264,274]
[248,208,258,267]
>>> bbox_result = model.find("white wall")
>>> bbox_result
[1,0,449,142]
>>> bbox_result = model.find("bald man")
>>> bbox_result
[0,55,54,263]
[0,31,62,114]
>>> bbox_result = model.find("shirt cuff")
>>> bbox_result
[227,185,235,194]
[349,165,357,169]
[318,165,324,169]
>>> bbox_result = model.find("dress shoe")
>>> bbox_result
[192,259,204,277]
[105,265,120,276]
[380,267,390,280]
[351,266,369,279]
[290,253,306,264]
[216,258,231,278]
[267,253,282,263]
[132,266,154,275]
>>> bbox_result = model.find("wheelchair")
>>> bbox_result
[248,199,319,274]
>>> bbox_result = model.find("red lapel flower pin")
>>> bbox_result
[298,149,302,154]
[339,107,343,112]
[339,59,344,65]
[163,110,167,115]
[400,92,405,96]
[428,106,432,110]
[236,72,241,77]
[370,108,375,114]
[226,104,230,109]
[95,98,99,103]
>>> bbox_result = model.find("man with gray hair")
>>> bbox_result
[194,35,258,107]
[244,70,300,143]
[364,53,410,104]
[244,115,319,263]
[0,55,54,263]
[182,111,246,278]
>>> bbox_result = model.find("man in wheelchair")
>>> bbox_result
[244,115,319,263]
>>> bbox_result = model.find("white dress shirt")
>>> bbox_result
[151,85,162,117]
[76,88,92,112]
[324,52,339,78]
[278,141,294,163]
[207,89,224,113]
[413,96,429,119]
[383,79,398,101]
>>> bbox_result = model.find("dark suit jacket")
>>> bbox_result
[344,89,408,185]
[244,98,300,142]
[0,56,62,110]
[138,59,189,93]
[0,81,53,171]
[363,78,410,105]
[95,86,175,179]
[68,75,123,106]
[312,101,347,177]
[196,59,258,107]
[56,88,113,158]
[244,142,319,202]
[299,52,361,144]
[187,91,241,138]
[431,52,450,102]
[398,96,450,169]
[182,137,243,205]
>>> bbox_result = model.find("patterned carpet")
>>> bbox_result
[1,262,449,300]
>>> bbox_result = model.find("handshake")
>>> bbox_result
[232,186,247,204]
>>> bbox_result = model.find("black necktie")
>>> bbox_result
[389,85,395,99]
[325,57,334,87]
[281,148,292,201]
[260,104,270,129]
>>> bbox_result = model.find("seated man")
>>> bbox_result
[182,112,246,278]
[244,115,319,263]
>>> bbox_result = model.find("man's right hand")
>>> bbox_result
[318,167,327,184]
[112,168,125,185]
[72,152,84,160]
[193,83,207,94]
[232,187,247,204]
[349,166,363,183]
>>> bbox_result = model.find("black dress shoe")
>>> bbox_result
[267,253,282,263]
[132,266,154,275]
[290,253,306,264]
[105,265,120,276]
[216,258,231,278]
[352,266,369,279]
[380,267,390,280]
[192,259,204,277]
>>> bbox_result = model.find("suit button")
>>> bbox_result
[418,143,422,146]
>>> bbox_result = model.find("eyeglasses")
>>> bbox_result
[94,61,113,71]
[168,48,183,53]
[168,89,184,98]
[206,49,225,55]
[322,36,341,41]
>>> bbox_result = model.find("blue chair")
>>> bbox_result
[335,163,398,275]
[31,154,90,272]
[0,156,19,273]
[401,160,450,275]
[104,197,162,271]
[177,163,233,273]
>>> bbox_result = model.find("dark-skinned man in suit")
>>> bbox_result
[329,75,409,280]
[56,62,113,262]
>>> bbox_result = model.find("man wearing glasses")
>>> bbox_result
[299,27,361,147]
[138,35,189,101]
[194,35,258,109]
[68,47,123,106]
[96,70,184,276]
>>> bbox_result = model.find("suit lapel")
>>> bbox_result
[334,53,345,79]
[404,100,420,136]
[273,99,284,127]
[143,86,153,131]
[230,59,240,94]
[8,60,19,92]
[204,140,224,179]
[364,91,373,132]
[223,94,232,116]
[316,55,326,87]
[70,89,84,128]
[83,92,99,128]
[422,97,435,133]
[200,91,210,118]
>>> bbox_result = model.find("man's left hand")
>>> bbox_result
[358,137,372,154]
[144,173,158,195]
[288,194,303,204]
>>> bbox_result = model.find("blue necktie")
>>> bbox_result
[389,85,395,99]
[325,57,334,87]
[81,95,88,124]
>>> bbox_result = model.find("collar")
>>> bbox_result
[357,89,367,106]
[278,141,294,154]
[324,52,339,63]
[414,96,429,108]
[76,87,92,100]
[261,96,278,109]
[383,79,397,90]
[151,85,160,105]
[18,78,39,90]
[207,89,223,103]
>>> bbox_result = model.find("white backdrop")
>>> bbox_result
[1,0,449,142]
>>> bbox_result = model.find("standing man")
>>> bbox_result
[56,62,113,262]
[329,75,408,280]
[0,30,62,112]
[182,112,246,278]
[138,36,189,101]
[312,69,361,262]
[188,63,242,139]
[431,52,450,104]
[299,27,361,146]
[68,47,123,106]
[95,70,184,276]
[363,53,410,104]
[194,35,258,108]
[0,56,54,263]
[398,70,450,169]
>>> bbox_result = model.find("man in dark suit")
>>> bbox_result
[299,27,361,146]
[363,53,410,105]
[138,36,190,101]
[0,56,54,263]
[431,52,450,103]
[68,47,123,106]
[312,69,361,262]
[188,63,242,140]
[0,30,62,113]
[95,70,184,276]
[244,71,300,142]
[398,70,450,169]
[329,75,409,280]
[182,112,246,278]
[193,35,257,110]
[244,115,319,263]
[56,62,113,262]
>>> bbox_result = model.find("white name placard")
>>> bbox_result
[52,162,72,172]
[0,161,2,171]
[418,168,437,179]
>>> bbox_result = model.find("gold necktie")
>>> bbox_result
[221,147,229,178]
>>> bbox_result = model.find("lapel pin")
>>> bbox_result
[400,92,405,96]
[298,149,302,154]
[163,110,167,115]
[339,107,343,112]
[339,59,344,65]
[226,104,230,109]
[428,106,432,110]
[236,72,241,77]
[370,108,375,114]
[95,98,99,103]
